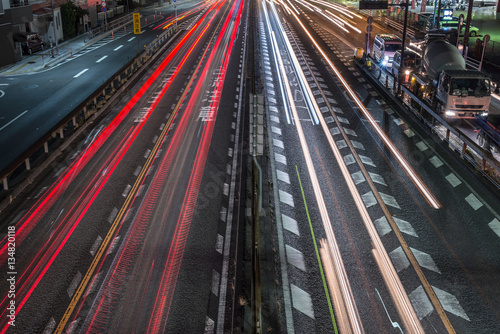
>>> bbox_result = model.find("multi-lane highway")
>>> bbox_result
[1,0,499,333]
[256,0,500,333]
[0,0,247,332]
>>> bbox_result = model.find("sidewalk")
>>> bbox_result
[0,35,90,76]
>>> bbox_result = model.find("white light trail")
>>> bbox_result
[290,9,441,210]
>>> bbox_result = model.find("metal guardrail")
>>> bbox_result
[0,24,180,209]
[358,58,500,190]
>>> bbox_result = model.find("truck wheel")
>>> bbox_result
[477,132,484,147]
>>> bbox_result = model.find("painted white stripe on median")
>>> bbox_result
[0,109,29,132]
[96,55,108,63]
[73,68,89,78]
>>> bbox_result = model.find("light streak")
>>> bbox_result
[290,9,441,209]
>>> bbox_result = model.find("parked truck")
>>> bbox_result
[408,36,491,119]
[475,114,500,153]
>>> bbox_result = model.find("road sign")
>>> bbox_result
[359,1,388,9]
[133,13,141,34]
[102,1,106,12]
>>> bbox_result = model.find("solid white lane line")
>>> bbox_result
[0,109,28,132]
[73,68,89,78]
[113,45,123,51]
[96,55,108,63]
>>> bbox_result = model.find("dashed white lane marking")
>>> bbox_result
[389,246,410,273]
[416,141,428,151]
[445,173,462,187]
[277,170,290,184]
[324,116,334,123]
[429,156,444,168]
[90,236,103,256]
[273,138,284,149]
[275,152,287,165]
[330,127,341,135]
[286,245,306,271]
[489,218,500,238]
[359,155,376,167]
[128,37,136,42]
[380,192,401,209]
[351,171,366,185]
[291,284,315,319]
[404,129,415,137]
[107,236,121,255]
[337,116,350,124]
[409,285,434,320]
[114,45,123,52]
[133,165,141,177]
[108,207,118,223]
[351,140,365,150]
[223,183,229,196]
[368,172,387,186]
[67,271,82,297]
[144,149,151,158]
[433,286,470,321]
[344,154,355,165]
[216,234,224,254]
[393,118,405,126]
[394,217,418,237]
[211,270,220,296]
[272,126,282,135]
[362,191,377,208]
[84,271,103,297]
[122,184,131,197]
[67,318,80,334]
[96,55,108,63]
[43,317,56,334]
[411,247,441,274]
[136,184,145,197]
[282,214,300,236]
[73,68,89,78]
[344,128,357,136]
[336,139,347,149]
[204,316,215,334]
[465,193,483,210]
[279,190,295,207]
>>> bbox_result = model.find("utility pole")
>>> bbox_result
[398,0,409,94]
[50,0,59,55]
[462,0,474,54]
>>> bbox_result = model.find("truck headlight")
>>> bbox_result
[445,111,456,117]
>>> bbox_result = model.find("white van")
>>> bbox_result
[373,34,402,67]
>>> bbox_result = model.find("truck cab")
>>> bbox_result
[436,70,491,118]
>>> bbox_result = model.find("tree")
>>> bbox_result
[60,1,88,39]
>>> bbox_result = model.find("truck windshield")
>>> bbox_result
[385,44,401,52]
[449,78,490,97]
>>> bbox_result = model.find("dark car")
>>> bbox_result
[21,34,44,55]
